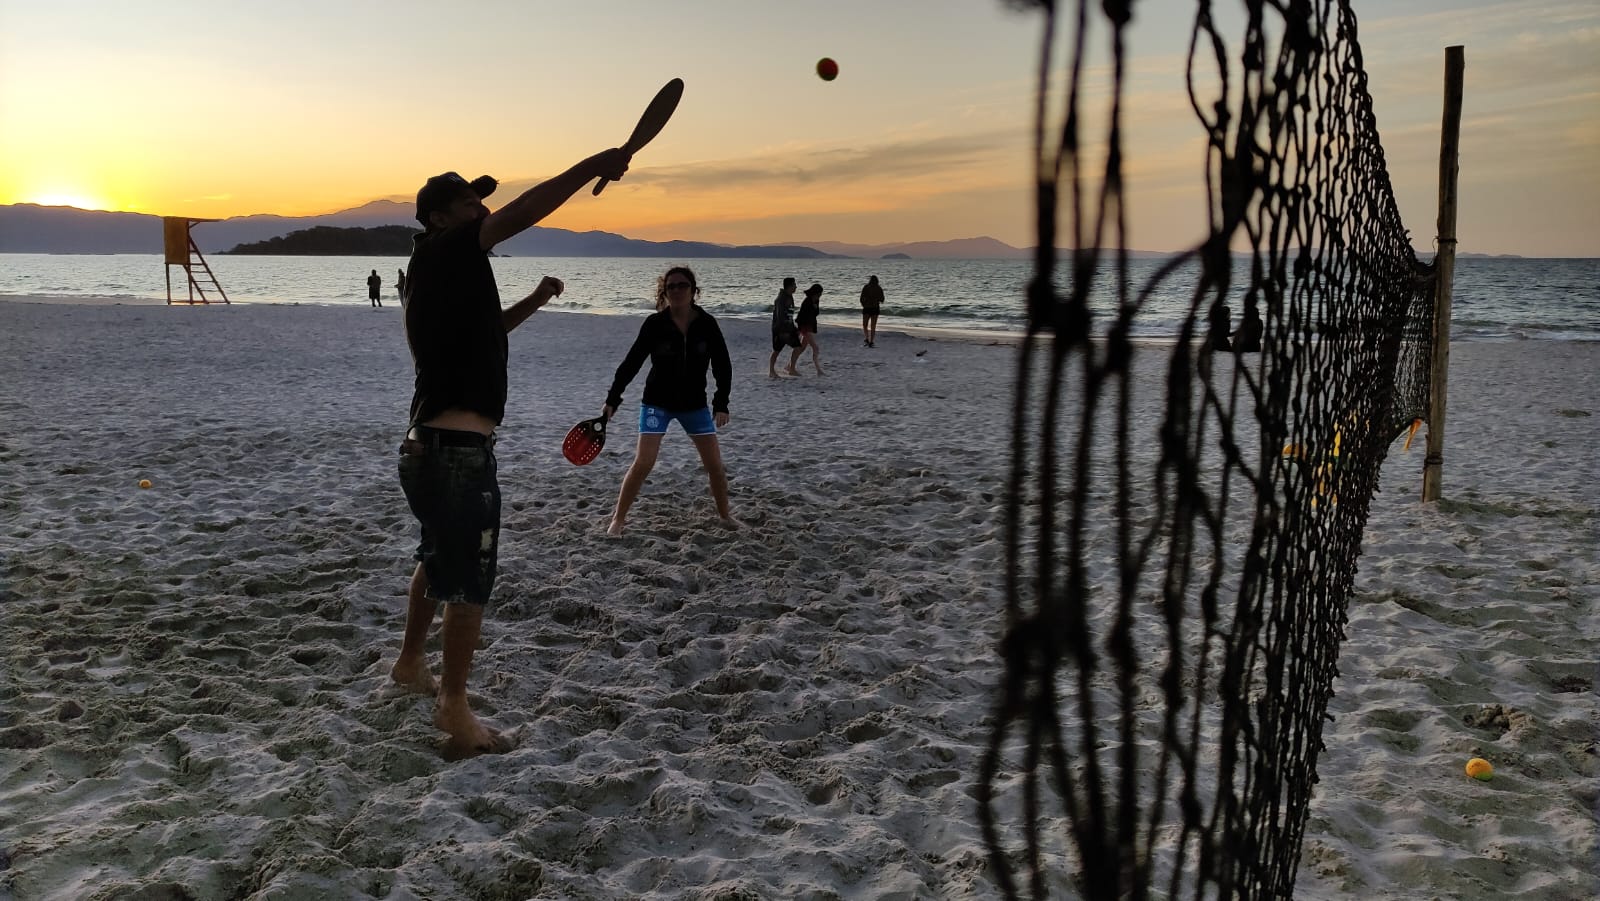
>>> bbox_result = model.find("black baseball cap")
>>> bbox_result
[415,172,497,225]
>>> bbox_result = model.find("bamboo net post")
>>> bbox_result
[1423,45,1464,502]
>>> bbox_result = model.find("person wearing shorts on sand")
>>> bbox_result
[603,265,737,536]
[789,282,824,376]
[859,274,883,347]
[769,276,801,378]
[394,147,631,761]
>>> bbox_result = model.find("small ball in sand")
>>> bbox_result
[1464,757,1494,781]
[138,479,152,489]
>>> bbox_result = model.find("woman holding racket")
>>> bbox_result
[602,265,737,536]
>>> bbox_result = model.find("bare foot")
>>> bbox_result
[717,515,744,531]
[606,517,626,537]
[434,697,513,761]
[389,656,436,695]
[784,368,799,377]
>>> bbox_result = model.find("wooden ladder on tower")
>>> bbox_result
[163,217,229,304]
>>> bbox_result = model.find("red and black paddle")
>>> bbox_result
[562,414,609,465]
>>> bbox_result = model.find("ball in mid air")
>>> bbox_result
[1464,757,1494,781]
[816,57,839,81]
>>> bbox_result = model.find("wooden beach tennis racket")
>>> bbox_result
[593,77,685,195]
[562,414,609,465]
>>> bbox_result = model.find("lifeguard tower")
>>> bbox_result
[163,217,229,304]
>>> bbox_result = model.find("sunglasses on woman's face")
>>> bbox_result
[665,281,693,292]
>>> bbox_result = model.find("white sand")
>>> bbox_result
[0,298,1593,899]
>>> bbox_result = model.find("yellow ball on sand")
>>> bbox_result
[1464,757,1494,781]
[138,479,152,489]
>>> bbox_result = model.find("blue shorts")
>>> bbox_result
[638,404,716,436]
[397,427,500,605]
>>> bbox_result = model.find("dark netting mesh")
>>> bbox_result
[979,0,1438,897]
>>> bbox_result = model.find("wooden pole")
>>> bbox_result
[1423,45,1464,502]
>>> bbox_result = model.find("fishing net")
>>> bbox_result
[980,0,1438,896]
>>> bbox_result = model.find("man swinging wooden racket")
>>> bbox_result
[391,78,685,760]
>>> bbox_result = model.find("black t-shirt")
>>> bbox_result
[403,219,508,424]
[607,307,732,413]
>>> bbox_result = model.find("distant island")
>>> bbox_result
[216,223,846,259]
[225,225,416,255]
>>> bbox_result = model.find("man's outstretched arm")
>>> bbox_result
[479,149,630,251]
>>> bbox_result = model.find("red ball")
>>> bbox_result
[816,58,839,82]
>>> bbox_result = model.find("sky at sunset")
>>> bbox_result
[1,0,1596,256]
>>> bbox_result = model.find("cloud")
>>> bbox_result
[633,129,1025,194]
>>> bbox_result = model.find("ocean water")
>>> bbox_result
[1,253,1595,342]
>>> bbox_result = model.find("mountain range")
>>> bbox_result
[0,203,1526,260]
[0,201,1052,260]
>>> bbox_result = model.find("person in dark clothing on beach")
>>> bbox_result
[392,148,631,760]
[1205,301,1233,352]
[768,276,801,378]
[368,269,383,308]
[396,268,407,304]
[789,282,824,376]
[859,274,884,347]
[1233,301,1264,352]
[603,265,736,537]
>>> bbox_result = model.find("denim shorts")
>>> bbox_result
[639,404,716,436]
[398,426,500,605]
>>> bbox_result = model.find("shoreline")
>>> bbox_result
[0,293,1039,347]
[1,294,1593,348]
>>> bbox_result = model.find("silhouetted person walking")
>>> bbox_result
[368,269,383,308]
[789,283,824,376]
[859,274,884,347]
[768,276,801,378]
[1205,301,1232,352]
[1233,301,1263,352]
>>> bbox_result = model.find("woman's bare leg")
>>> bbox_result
[608,433,663,535]
[689,433,737,527]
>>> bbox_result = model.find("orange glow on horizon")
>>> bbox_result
[23,192,114,213]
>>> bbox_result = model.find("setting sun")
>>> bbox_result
[25,192,111,212]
